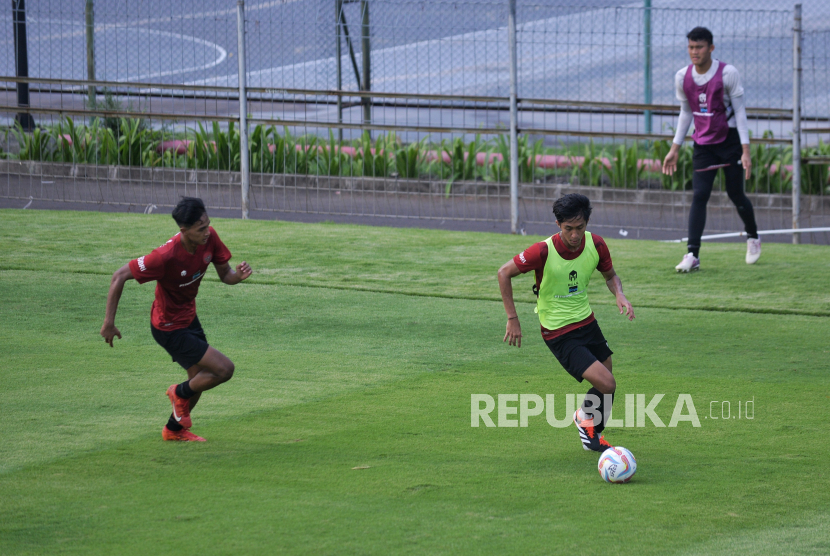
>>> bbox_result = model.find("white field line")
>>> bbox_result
[0,1,304,45]
[0,17,226,82]
[184,5,633,90]
[663,228,830,243]
[119,28,227,82]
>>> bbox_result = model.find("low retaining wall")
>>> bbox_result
[2,160,827,215]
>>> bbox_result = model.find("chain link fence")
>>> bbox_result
[1,1,828,243]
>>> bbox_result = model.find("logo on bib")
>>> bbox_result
[568,270,579,293]
[698,93,708,113]
[204,253,212,263]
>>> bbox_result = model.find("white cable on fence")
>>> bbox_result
[663,228,830,243]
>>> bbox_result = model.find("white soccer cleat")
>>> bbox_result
[675,252,700,273]
[746,237,761,265]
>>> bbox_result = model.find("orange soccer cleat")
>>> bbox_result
[573,409,615,452]
[597,435,614,452]
[162,426,205,442]
[573,409,596,451]
[166,384,192,429]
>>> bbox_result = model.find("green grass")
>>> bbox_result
[0,210,829,555]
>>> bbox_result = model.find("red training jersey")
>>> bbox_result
[128,227,232,330]
[512,233,613,340]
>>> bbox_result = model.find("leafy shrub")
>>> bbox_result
[569,141,606,187]
[650,140,693,190]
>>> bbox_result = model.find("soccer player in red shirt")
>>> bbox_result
[100,197,252,441]
[498,194,634,452]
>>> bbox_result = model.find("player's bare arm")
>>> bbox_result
[497,259,523,347]
[101,263,134,346]
[214,261,253,285]
[601,267,634,321]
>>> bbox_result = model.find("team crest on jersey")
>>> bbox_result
[698,93,708,113]
[181,270,187,276]
[568,270,579,293]
[204,253,212,263]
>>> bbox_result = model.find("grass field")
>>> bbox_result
[1,209,829,555]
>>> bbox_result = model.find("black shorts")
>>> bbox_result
[693,127,743,167]
[151,315,209,370]
[544,320,613,382]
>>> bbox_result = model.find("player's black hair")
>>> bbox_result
[687,27,714,45]
[172,197,206,228]
[553,194,592,223]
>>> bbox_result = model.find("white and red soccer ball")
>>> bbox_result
[598,446,637,483]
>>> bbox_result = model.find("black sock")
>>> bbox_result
[166,414,184,431]
[688,246,700,258]
[584,387,615,435]
[176,380,196,399]
[583,387,602,425]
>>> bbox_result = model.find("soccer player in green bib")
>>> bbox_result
[497,194,635,452]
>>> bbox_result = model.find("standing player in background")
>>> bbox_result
[497,194,635,452]
[100,197,252,441]
[662,26,761,272]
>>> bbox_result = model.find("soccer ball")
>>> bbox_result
[597,446,637,483]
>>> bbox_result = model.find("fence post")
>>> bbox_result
[237,1,250,220]
[12,0,34,130]
[792,3,802,244]
[643,0,652,134]
[335,0,343,142]
[508,0,519,234]
[85,0,95,107]
[360,0,371,134]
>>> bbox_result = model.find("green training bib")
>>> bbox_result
[535,232,599,330]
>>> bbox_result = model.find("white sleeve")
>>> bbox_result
[675,70,687,101]
[722,65,744,98]
[731,94,750,145]
[673,100,694,145]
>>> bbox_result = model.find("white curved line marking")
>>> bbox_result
[1,2,302,45]
[120,28,227,82]
[0,17,227,82]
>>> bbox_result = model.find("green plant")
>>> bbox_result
[569,140,606,187]
[249,125,285,174]
[289,132,319,175]
[113,117,159,167]
[146,147,185,169]
[519,136,545,183]
[432,135,484,196]
[650,140,693,190]
[95,125,119,166]
[249,125,275,174]
[315,130,354,177]
[51,117,102,165]
[354,132,393,178]
[747,134,789,193]
[604,143,645,189]
[485,135,511,183]
[190,122,240,171]
[483,135,548,184]
[87,88,150,136]
[801,140,830,195]
[393,136,430,179]
[12,123,54,161]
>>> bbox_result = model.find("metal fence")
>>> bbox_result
[1,1,828,244]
